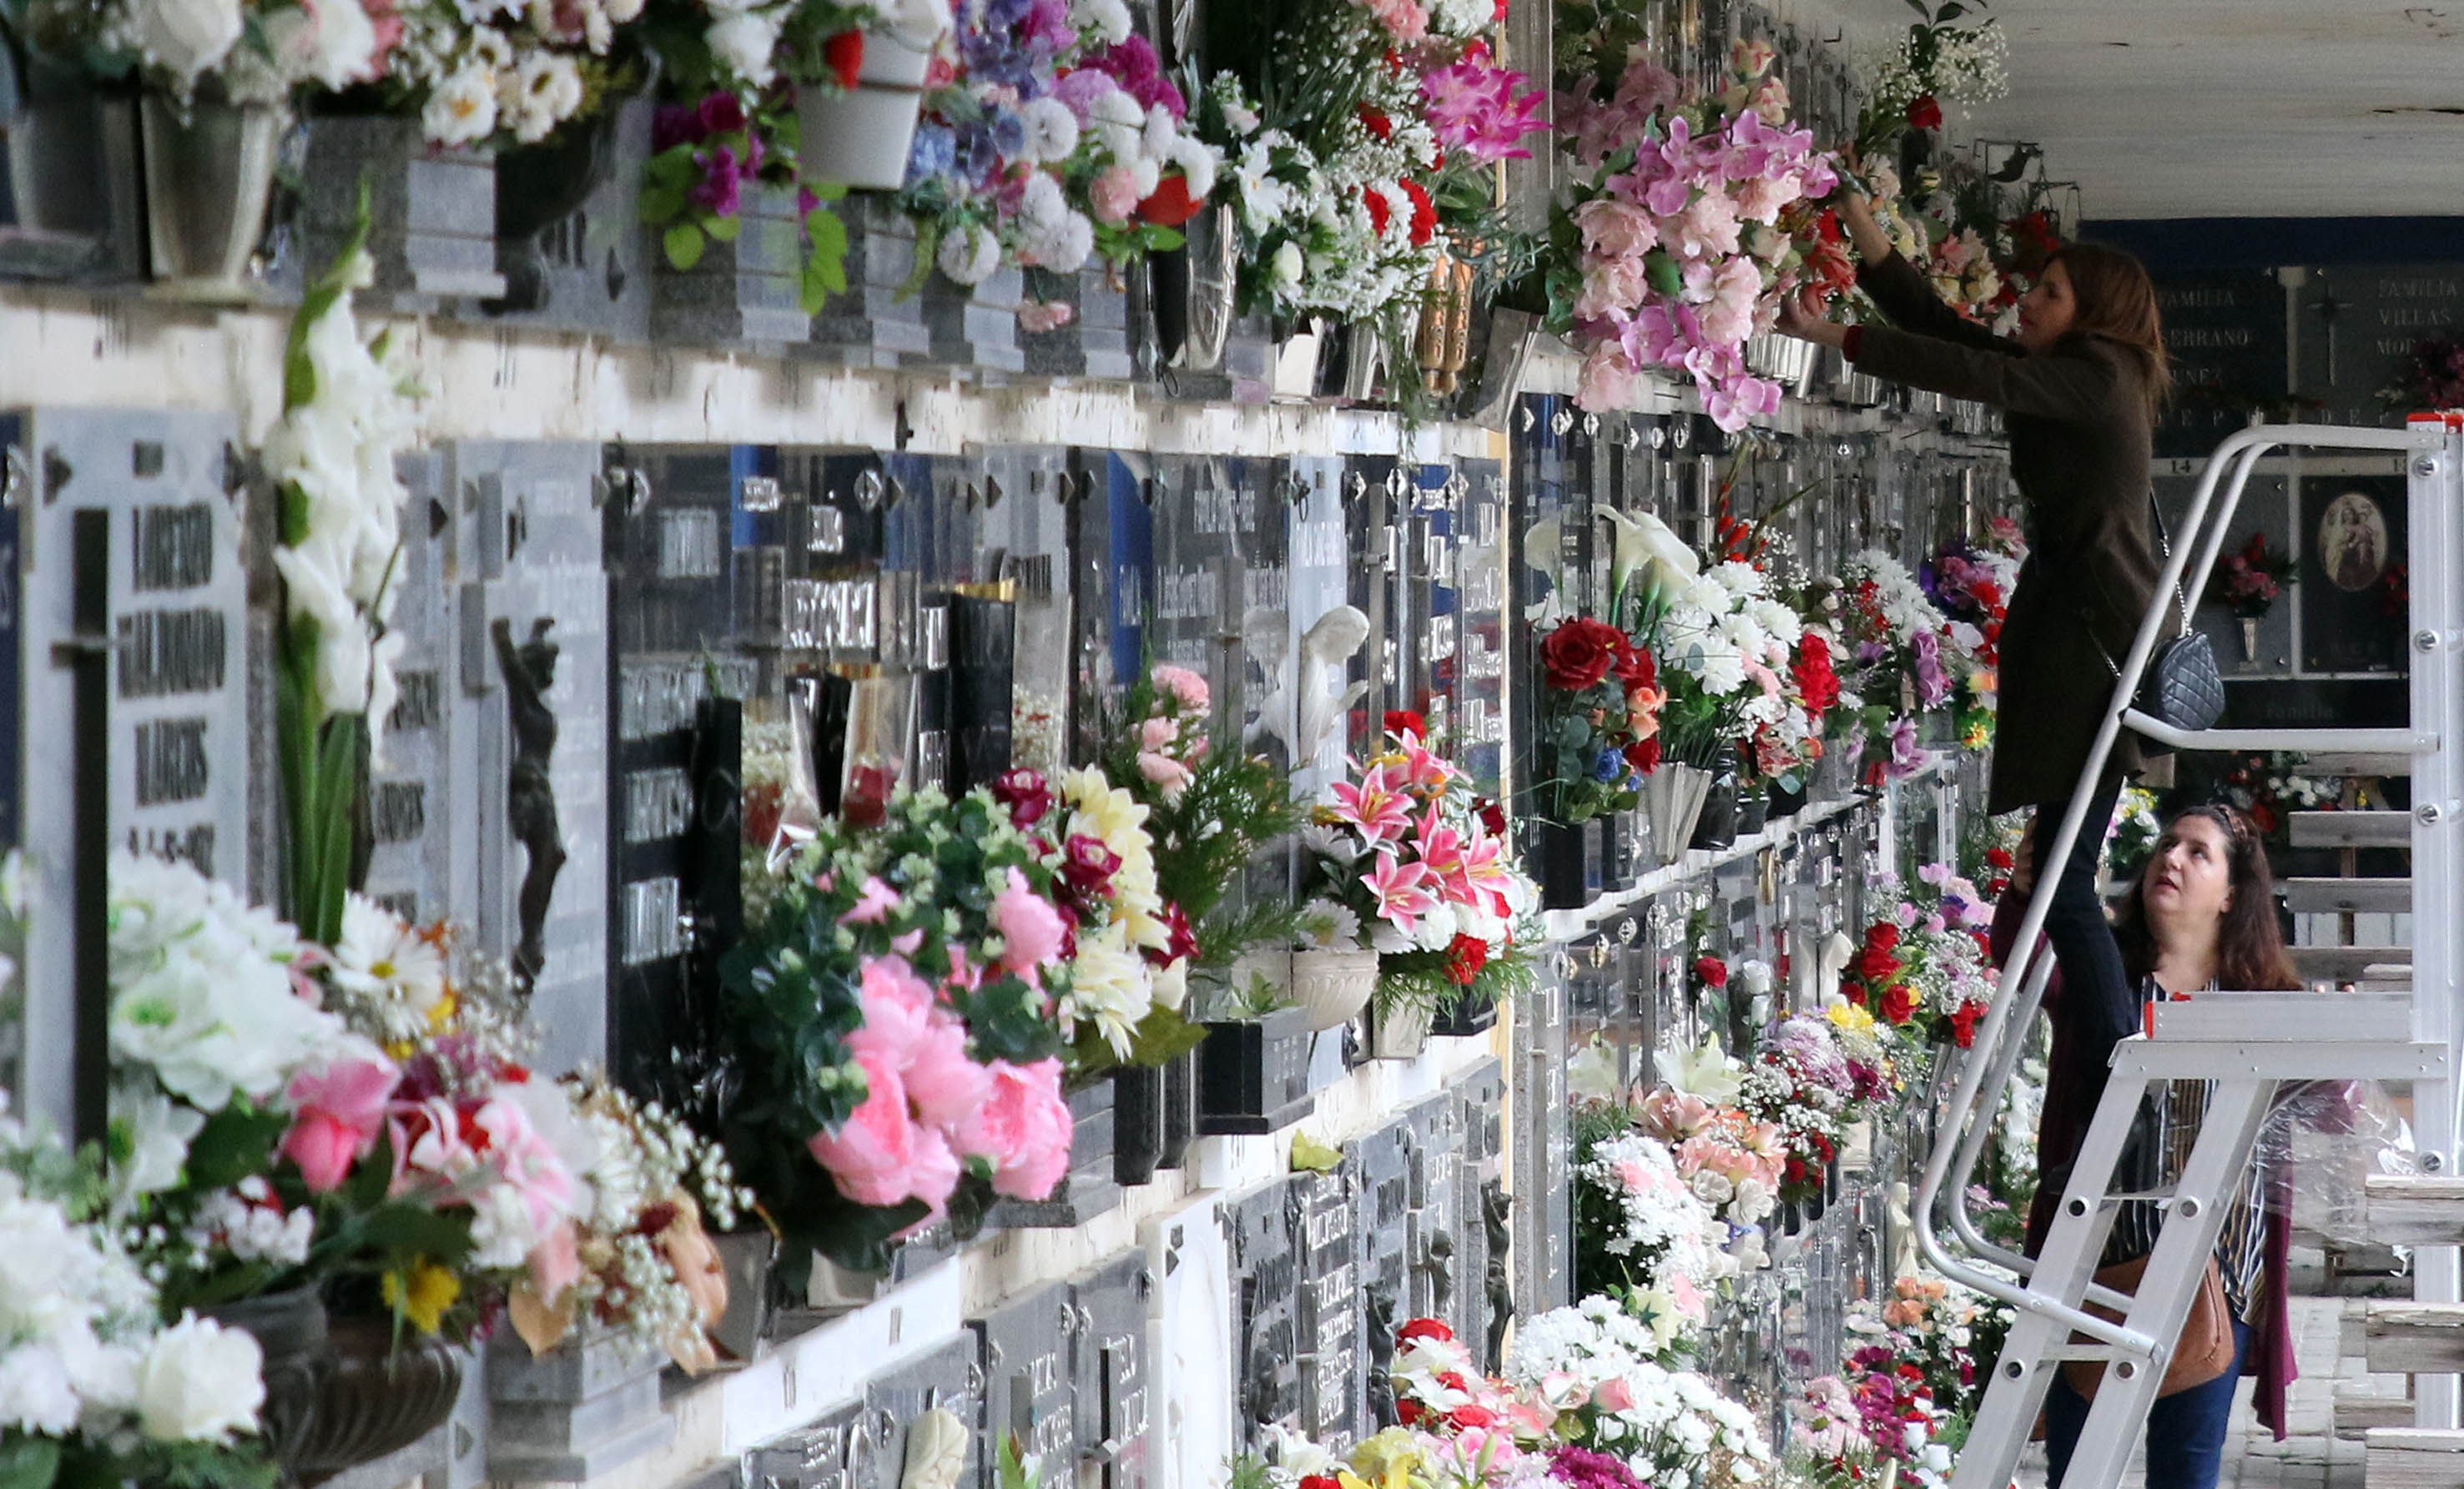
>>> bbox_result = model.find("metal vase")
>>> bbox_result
[207,1288,464,1486]
[2239,615,2261,665]
[139,91,285,301]
[1640,763,1712,867]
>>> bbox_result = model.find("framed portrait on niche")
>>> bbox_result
[2300,472,2405,674]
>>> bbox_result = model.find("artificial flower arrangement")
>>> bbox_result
[1736,1010,1896,1207]
[720,779,1077,1277]
[899,0,1222,294]
[1817,548,1957,787]
[0,1097,277,1489]
[1920,522,2022,750]
[1295,725,1541,1017]
[1789,1266,2014,1489]
[2380,330,2464,413]
[1533,616,1665,824]
[1573,1034,1781,1270]
[1569,1128,1736,1353]
[1041,761,1208,1067]
[1096,663,1304,1018]
[2208,531,2294,618]
[1653,557,1814,778]
[1837,866,1997,1050]
[1192,0,1545,375]
[2104,784,2163,883]
[1848,0,2009,171]
[1547,34,1838,425]
[265,190,421,951]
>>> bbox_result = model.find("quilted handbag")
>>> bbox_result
[2088,496,2225,755]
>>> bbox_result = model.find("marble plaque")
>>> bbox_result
[1453,1059,1509,1371]
[1072,1250,1155,1489]
[1143,1198,1237,1489]
[1067,450,1151,762]
[1292,1168,1363,1449]
[446,440,607,1075]
[1399,462,1460,748]
[1510,965,1572,1320]
[858,1333,983,1489]
[974,1280,1077,1481]
[1280,455,1354,802]
[1224,1179,1304,1442]
[970,445,1074,774]
[1453,459,1506,797]
[745,1396,868,1489]
[1348,455,1398,753]
[1401,1093,1461,1333]
[10,408,248,1131]
[360,450,456,925]
[1345,1117,1413,1431]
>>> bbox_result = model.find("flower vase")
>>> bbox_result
[1113,1062,1166,1186]
[794,23,945,190]
[1291,946,1379,1031]
[1431,986,1498,1037]
[1331,320,1385,402]
[1531,817,1601,908]
[139,89,285,301]
[1152,203,1239,383]
[1642,764,1713,864]
[2,62,144,281]
[486,98,630,318]
[2240,615,2261,665]
[1196,1004,1317,1134]
[1690,768,1740,852]
[709,1229,779,1361]
[1369,999,1432,1061]
[1766,778,1806,820]
[208,1289,465,1485]
[1735,783,1769,838]
[1270,318,1329,397]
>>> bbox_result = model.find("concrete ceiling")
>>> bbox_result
[1799,0,2464,221]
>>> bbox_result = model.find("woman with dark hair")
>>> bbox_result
[1779,189,2173,1097]
[1998,805,2306,1489]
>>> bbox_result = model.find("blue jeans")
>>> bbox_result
[2044,1318,2254,1489]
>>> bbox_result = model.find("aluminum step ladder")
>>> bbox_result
[1917,420,2464,1489]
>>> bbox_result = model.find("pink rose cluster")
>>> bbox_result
[1130,664,1210,802]
[1559,44,1837,430]
[806,954,1073,1216]
[280,1043,595,1303]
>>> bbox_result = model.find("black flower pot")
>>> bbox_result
[1432,986,1499,1037]
[209,1288,463,1486]
[1113,1062,1166,1186]
[1197,1006,1316,1135]
[1736,785,1769,838]
[1690,769,1741,852]
[1767,778,1807,820]
[1530,817,1600,910]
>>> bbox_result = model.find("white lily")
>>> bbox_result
[1595,503,1700,623]
[1660,1032,1745,1105]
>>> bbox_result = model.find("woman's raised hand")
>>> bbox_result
[1774,284,1846,347]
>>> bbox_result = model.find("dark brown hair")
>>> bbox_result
[2047,241,2174,413]
[2113,805,2301,992]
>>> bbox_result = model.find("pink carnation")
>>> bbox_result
[1574,198,1659,259]
[1353,0,1426,43]
[1137,750,1194,797]
[901,1014,991,1130]
[990,868,1068,978]
[1149,664,1209,710]
[960,1058,1075,1200]
[1091,165,1143,224]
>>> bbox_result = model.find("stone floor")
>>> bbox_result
[2013,1295,2381,1489]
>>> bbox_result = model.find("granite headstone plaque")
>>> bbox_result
[745,1396,868,1489]
[484,96,655,340]
[446,440,607,1075]
[1071,1251,1156,1489]
[1401,1092,1460,1332]
[975,1280,1078,1481]
[2298,469,2407,674]
[1453,1059,1507,1360]
[1293,1168,1364,1449]
[859,1333,984,1489]
[1400,462,1461,745]
[360,449,456,926]
[1145,1198,1238,1489]
[10,408,249,1132]
[1346,1116,1413,1431]
[1454,459,1506,798]
[1510,964,1572,1319]
[1069,450,1152,762]
[2300,264,2448,431]
[1225,1178,1304,1442]
[968,445,1073,775]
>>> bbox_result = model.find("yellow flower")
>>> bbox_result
[426,986,459,1034]
[383,1258,461,1334]
[1827,1002,1877,1038]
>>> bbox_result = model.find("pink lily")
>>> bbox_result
[1328,764,1413,843]
[1360,851,1439,933]
[1413,805,1474,907]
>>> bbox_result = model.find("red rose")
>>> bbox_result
[1540,617,1625,692]
[1137,174,1203,228]
[1358,106,1393,142]
[1396,1401,1425,1426]
[821,28,865,90]
[1446,933,1489,985]
[1881,983,1917,1024]
[992,768,1054,828]
[1387,709,1428,741]
[1401,179,1437,247]
[1613,637,1658,695]
[1301,1478,1343,1489]
[1622,737,1663,774]
[1907,93,1943,131]
[1856,946,1902,985]
[1985,846,2015,870]
[1363,186,1392,238]
[1949,1003,1982,1049]
[1864,922,1900,953]
[1398,1317,1455,1345]
[1476,799,1507,836]
[1449,1405,1499,1430]
[1693,956,1729,989]
[1061,834,1122,902]
[1152,902,1200,964]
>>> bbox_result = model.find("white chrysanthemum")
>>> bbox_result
[1295,898,1363,951]
[1060,923,1151,1058]
[327,892,449,1044]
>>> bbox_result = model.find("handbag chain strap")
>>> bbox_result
[2085,492,2194,682]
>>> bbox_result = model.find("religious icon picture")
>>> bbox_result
[2317,490,2391,593]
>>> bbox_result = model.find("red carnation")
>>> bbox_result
[821,28,865,90]
[1396,1401,1425,1426]
[1693,956,1729,989]
[1881,982,1917,1025]
[1907,93,1943,131]
[1358,106,1393,141]
[1363,186,1392,238]
[1137,174,1203,228]
[1856,946,1902,986]
[1476,799,1507,836]
[1985,846,2015,870]
[1446,933,1489,985]
[1622,737,1663,775]
[1400,179,1437,247]
[1398,1317,1455,1345]
[1540,617,1627,692]
[1386,709,1428,740]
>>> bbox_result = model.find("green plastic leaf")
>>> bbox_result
[1645,250,1684,297]
[664,223,708,271]
[638,187,688,224]
[184,1103,288,1190]
[1289,1131,1343,1173]
[705,213,743,244]
[0,1435,62,1489]
[1141,226,1187,252]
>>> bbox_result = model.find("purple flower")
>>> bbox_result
[653,102,700,153]
[690,144,743,217]
[1086,35,1185,118]
[1549,1447,1645,1489]
[797,184,821,218]
[1023,0,1073,51]
[1051,68,1118,121]
[905,122,959,189]
[1912,629,1948,707]
[1887,716,1927,778]
[1421,55,1549,163]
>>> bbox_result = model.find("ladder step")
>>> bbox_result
[2147,990,2414,1043]
[2290,945,2413,983]
[2298,751,2416,778]
[2281,876,2413,913]
[2366,1428,2464,1489]
[2365,1304,2464,1374]
[2337,1386,2416,1440]
[2291,810,2412,848]
[2367,1175,2464,1245]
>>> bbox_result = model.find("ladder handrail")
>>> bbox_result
[1913,421,2441,1343]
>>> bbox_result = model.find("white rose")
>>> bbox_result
[264,0,380,89]
[421,65,500,147]
[138,0,244,84]
[1731,1177,1776,1223]
[135,1315,264,1443]
[705,8,780,88]
[1272,241,1303,289]
[0,1343,81,1434]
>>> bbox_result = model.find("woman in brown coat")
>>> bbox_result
[1778,194,2171,1060]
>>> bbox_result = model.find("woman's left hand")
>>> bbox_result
[1776,285,1848,348]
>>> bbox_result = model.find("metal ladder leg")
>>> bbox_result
[2055,1075,2276,1489]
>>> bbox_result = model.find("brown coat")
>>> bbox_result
[1847,251,2161,815]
